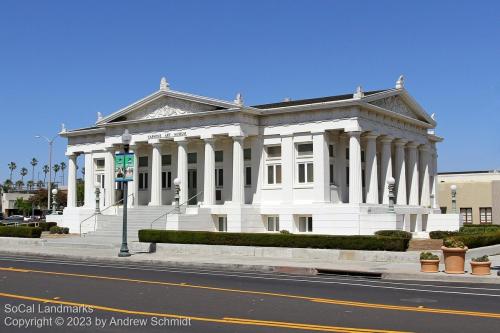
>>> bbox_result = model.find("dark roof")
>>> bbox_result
[438,170,498,175]
[251,90,389,109]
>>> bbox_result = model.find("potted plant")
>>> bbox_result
[442,238,468,274]
[470,255,491,275]
[420,252,440,273]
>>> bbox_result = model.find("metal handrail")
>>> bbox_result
[79,193,134,236]
[149,191,203,229]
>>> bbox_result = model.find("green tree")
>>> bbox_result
[2,179,13,193]
[14,197,32,216]
[27,180,34,190]
[30,158,38,183]
[15,180,24,190]
[20,167,28,183]
[42,165,49,184]
[77,179,85,206]
[53,164,60,186]
[36,180,44,189]
[8,162,16,181]
[60,162,66,185]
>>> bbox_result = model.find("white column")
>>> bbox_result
[312,131,330,203]
[364,134,379,204]
[431,147,439,209]
[335,134,348,203]
[231,136,245,204]
[105,147,115,207]
[67,154,77,208]
[131,146,139,207]
[407,142,419,206]
[176,139,188,204]
[83,152,94,208]
[380,136,393,204]
[395,139,408,205]
[420,145,431,207]
[348,131,363,204]
[281,135,294,203]
[149,142,162,206]
[203,137,215,205]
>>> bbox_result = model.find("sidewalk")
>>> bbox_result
[0,235,498,284]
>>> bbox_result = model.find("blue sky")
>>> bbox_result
[0,0,499,184]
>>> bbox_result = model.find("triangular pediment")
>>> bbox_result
[122,95,220,122]
[368,94,430,123]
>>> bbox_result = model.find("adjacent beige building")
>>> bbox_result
[438,171,500,225]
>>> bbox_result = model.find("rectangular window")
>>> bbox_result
[297,162,314,183]
[161,154,171,166]
[267,216,280,232]
[188,152,197,164]
[362,169,366,188]
[298,216,313,232]
[460,208,473,224]
[245,166,252,186]
[266,145,281,158]
[244,148,251,161]
[346,167,350,186]
[139,156,148,167]
[215,189,222,201]
[328,144,334,158]
[95,159,105,170]
[267,164,282,185]
[161,171,172,189]
[361,150,365,163]
[217,216,227,232]
[215,151,223,162]
[346,148,349,160]
[139,172,149,190]
[329,164,334,184]
[215,168,223,187]
[479,207,492,224]
[297,143,313,156]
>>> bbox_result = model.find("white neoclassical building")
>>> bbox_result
[59,76,460,236]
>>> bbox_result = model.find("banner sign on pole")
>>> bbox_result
[115,153,134,182]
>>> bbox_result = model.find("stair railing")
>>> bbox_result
[79,193,134,236]
[149,191,203,229]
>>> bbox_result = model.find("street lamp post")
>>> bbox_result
[387,177,396,213]
[450,184,457,213]
[119,129,132,257]
[95,183,101,214]
[173,178,181,213]
[35,135,56,213]
[51,188,58,214]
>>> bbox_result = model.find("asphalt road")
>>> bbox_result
[0,253,498,332]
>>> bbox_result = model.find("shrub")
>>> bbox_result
[0,226,42,238]
[138,230,410,251]
[429,231,460,239]
[443,238,466,248]
[471,255,489,262]
[39,222,57,231]
[49,226,69,234]
[453,231,500,249]
[279,230,290,234]
[374,230,412,239]
[459,224,500,234]
[420,251,439,260]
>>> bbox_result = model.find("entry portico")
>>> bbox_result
[60,76,460,235]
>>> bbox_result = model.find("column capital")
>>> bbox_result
[363,133,379,140]
[148,138,161,145]
[174,138,188,145]
[230,135,246,143]
[394,139,408,147]
[406,142,419,149]
[380,135,394,143]
[346,130,362,138]
[151,142,163,149]
[418,144,431,152]
[65,152,79,157]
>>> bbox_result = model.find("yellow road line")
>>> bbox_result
[0,266,499,319]
[0,291,408,333]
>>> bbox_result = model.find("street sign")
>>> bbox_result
[115,153,134,182]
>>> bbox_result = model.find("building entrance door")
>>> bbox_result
[188,169,197,205]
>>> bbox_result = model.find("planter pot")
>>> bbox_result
[420,259,440,273]
[441,246,468,274]
[470,261,491,275]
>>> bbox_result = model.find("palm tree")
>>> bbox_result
[30,158,38,183]
[3,179,13,192]
[53,164,60,186]
[42,165,49,185]
[27,180,34,190]
[20,167,28,183]
[15,180,24,190]
[60,162,66,185]
[36,180,44,189]
[8,162,16,181]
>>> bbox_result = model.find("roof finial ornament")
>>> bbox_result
[353,85,364,99]
[160,77,170,91]
[431,113,436,121]
[395,75,405,89]
[61,123,66,133]
[97,112,103,122]
[234,93,244,106]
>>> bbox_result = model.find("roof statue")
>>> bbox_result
[353,85,364,99]
[61,123,66,133]
[96,112,103,122]
[395,75,405,89]
[160,77,170,91]
[234,93,244,106]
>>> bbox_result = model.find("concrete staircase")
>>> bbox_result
[408,238,443,251]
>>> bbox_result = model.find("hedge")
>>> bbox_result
[49,226,69,234]
[0,226,42,238]
[25,222,57,231]
[452,231,500,249]
[138,230,410,252]
[459,224,500,234]
[429,231,460,239]
[374,230,412,240]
